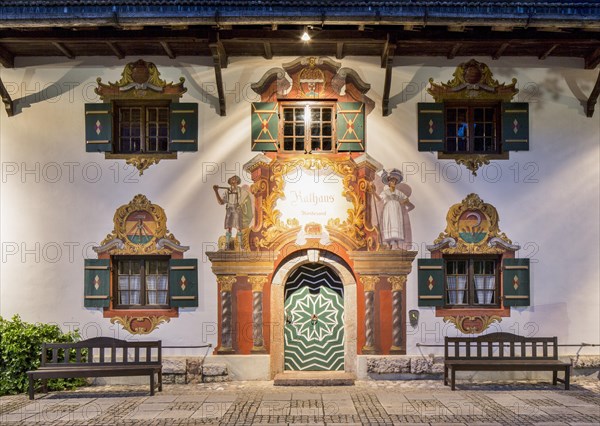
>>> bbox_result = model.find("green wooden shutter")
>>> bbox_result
[502,258,530,307]
[501,102,529,151]
[169,259,198,308]
[251,102,279,151]
[417,102,444,152]
[85,103,112,152]
[170,103,198,152]
[336,102,365,152]
[418,258,445,307]
[84,259,110,308]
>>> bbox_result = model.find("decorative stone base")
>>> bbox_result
[202,363,230,383]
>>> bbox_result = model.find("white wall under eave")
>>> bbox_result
[0,55,598,363]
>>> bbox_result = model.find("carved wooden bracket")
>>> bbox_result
[585,70,600,118]
[0,77,14,117]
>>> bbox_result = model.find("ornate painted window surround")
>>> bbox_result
[418,59,529,175]
[84,194,198,334]
[417,193,530,334]
[84,59,198,175]
[250,56,374,153]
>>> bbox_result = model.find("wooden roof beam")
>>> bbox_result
[0,45,14,68]
[52,42,75,59]
[585,70,600,117]
[538,44,558,60]
[492,42,510,60]
[448,43,462,59]
[160,41,176,59]
[585,48,600,69]
[209,32,226,116]
[105,41,124,59]
[382,39,396,117]
[263,42,273,59]
[336,42,344,60]
[0,76,14,117]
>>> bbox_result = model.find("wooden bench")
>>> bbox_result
[444,332,571,390]
[26,337,162,400]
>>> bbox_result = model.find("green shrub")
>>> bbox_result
[0,315,86,395]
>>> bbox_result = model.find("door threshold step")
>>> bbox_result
[274,371,356,386]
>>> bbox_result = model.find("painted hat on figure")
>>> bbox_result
[228,175,242,185]
[381,168,403,184]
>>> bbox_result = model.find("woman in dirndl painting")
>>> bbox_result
[370,168,414,249]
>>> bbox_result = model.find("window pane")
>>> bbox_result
[283,138,294,151]
[311,138,321,151]
[485,108,494,121]
[322,124,332,136]
[474,107,484,122]
[446,124,456,137]
[311,123,321,136]
[322,109,332,121]
[284,123,294,136]
[474,137,484,152]
[323,138,332,151]
[283,108,293,121]
[311,109,320,122]
[447,108,456,121]
[294,108,304,121]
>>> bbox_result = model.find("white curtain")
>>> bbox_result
[130,276,141,305]
[447,276,467,304]
[475,275,495,304]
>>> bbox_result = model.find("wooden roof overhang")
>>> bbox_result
[0,3,599,117]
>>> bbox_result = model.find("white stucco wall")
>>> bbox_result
[0,55,598,361]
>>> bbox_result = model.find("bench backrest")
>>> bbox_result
[41,337,161,367]
[445,332,558,360]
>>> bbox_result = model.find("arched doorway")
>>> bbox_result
[284,263,345,371]
[270,249,357,378]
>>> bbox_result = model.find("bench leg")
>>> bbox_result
[28,375,34,400]
[444,365,448,386]
[41,379,48,394]
[158,370,162,392]
[553,370,558,386]
[564,367,570,390]
[451,368,456,391]
[150,373,155,396]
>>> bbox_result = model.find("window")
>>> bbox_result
[445,258,499,307]
[445,104,499,154]
[282,103,334,152]
[114,257,169,308]
[115,103,170,154]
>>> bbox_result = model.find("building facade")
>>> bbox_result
[0,1,599,380]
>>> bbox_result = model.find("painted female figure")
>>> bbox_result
[370,168,414,249]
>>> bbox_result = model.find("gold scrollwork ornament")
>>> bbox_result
[110,315,171,335]
[443,315,502,334]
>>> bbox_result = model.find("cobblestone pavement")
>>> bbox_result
[1,377,598,425]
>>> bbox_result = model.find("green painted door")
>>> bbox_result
[284,263,345,371]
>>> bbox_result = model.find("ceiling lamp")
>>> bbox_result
[301,26,311,41]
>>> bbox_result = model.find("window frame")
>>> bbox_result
[279,101,336,153]
[112,100,171,155]
[443,101,501,155]
[443,255,501,308]
[112,255,171,309]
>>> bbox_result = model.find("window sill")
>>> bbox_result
[435,307,510,317]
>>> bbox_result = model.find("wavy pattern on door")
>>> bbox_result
[284,263,344,371]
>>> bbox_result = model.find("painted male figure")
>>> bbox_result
[213,175,253,250]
